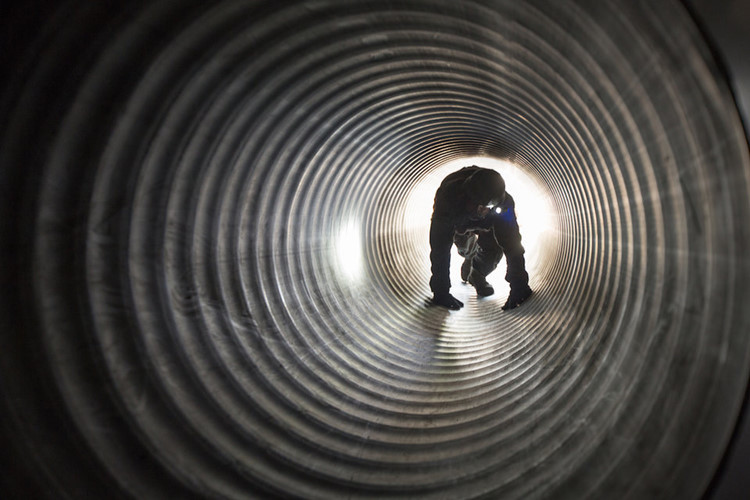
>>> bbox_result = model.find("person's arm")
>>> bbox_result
[429,214,452,295]
[429,214,463,309]
[491,193,532,309]
[492,193,524,268]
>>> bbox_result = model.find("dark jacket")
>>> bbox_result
[429,166,515,296]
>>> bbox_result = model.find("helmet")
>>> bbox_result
[462,167,506,207]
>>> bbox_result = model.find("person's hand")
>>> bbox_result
[433,293,464,310]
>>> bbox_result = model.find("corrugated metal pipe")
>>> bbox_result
[2,1,750,498]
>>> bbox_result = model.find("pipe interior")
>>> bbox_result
[2,1,750,499]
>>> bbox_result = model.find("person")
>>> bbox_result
[429,165,532,310]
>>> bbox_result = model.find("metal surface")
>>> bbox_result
[2,1,750,498]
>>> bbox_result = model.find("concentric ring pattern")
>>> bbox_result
[2,0,750,498]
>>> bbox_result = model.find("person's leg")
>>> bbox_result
[466,230,503,297]
[453,231,478,282]
[471,230,503,278]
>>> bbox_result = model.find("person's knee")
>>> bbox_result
[473,247,502,276]
[454,233,478,258]
[478,243,502,262]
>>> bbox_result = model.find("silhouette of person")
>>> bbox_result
[429,165,532,310]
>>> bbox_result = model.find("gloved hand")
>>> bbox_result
[432,293,464,310]
[502,285,532,310]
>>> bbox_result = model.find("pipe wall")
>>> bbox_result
[2,1,750,498]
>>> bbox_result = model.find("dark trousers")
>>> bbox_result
[453,221,528,288]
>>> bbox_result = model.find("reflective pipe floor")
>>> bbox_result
[2,1,750,498]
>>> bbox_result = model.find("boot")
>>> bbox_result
[468,270,494,297]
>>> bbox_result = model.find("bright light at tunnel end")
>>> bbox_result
[405,156,557,283]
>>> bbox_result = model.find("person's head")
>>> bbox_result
[463,167,506,215]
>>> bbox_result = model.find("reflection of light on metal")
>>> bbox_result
[334,218,364,282]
